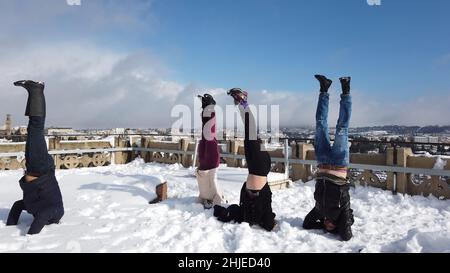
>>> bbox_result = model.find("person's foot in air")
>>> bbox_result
[314,75,332,93]
[227,88,248,107]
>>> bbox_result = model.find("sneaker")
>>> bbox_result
[227,88,248,106]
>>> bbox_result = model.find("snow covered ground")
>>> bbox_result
[0,159,449,253]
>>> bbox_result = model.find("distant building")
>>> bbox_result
[414,136,428,143]
[47,127,76,135]
[414,136,439,143]
[17,126,27,135]
[157,128,170,135]
[0,114,12,137]
[110,128,125,134]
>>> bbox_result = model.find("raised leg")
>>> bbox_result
[196,94,224,207]
[25,116,55,175]
[14,80,54,176]
[331,93,352,167]
[315,93,332,165]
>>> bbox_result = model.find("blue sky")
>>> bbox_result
[151,0,450,98]
[0,0,449,127]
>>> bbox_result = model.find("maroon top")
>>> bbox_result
[198,111,220,170]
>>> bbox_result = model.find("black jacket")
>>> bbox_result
[19,172,64,216]
[214,183,276,232]
[7,171,64,235]
[303,177,354,241]
[313,177,351,222]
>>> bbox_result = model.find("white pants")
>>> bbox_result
[196,168,224,205]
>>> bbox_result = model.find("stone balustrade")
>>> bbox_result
[1,136,449,199]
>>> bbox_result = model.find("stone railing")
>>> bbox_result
[0,137,133,170]
[0,142,26,170]
[289,143,450,199]
[1,136,449,199]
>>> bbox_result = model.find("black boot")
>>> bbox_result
[213,204,242,223]
[339,77,351,95]
[14,80,46,117]
[314,75,332,93]
[198,93,216,109]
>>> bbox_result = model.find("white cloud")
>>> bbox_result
[1,42,449,129]
[0,1,448,129]
[0,43,186,128]
[0,0,155,38]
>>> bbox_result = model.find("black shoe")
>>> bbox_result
[314,75,332,93]
[339,77,351,95]
[228,204,243,223]
[14,80,46,117]
[227,88,248,106]
[214,205,228,220]
[214,204,242,222]
[197,93,216,109]
[14,80,44,89]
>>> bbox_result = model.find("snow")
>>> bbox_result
[0,141,24,145]
[412,152,450,159]
[433,157,447,170]
[0,158,449,253]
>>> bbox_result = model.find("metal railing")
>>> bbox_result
[1,144,449,177]
[3,133,449,146]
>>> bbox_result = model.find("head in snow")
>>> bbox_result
[324,217,336,231]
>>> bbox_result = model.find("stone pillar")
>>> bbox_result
[114,136,126,165]
[397,148,413,194]
[147,138,155,163]
[140,137,147,161]
[225,140,234,167]
[291,143,315,182]
[129,138,137,162]
[48,137,61,169]
[180,138,191,168]
[386,148,395,191]
[226,140,243,167]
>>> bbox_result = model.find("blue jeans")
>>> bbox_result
[314,93,352,167]
[26,116,55,175]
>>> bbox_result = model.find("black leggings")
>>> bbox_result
[25,116,55,175]
[243,111,271,177]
